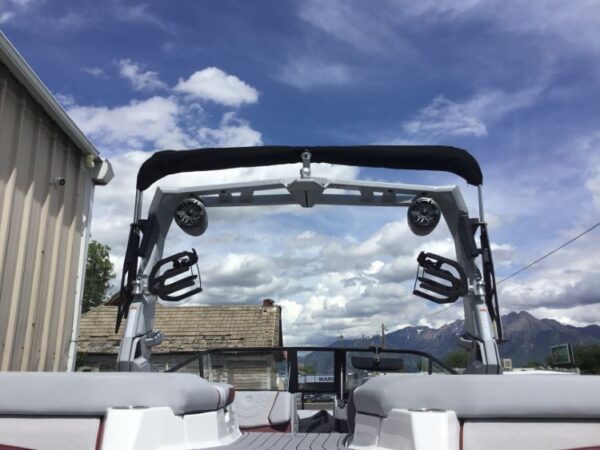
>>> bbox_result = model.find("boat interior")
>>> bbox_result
[2,145,599,450]
[3,351,600,450]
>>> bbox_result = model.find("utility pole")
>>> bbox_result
[381,324,388,348]
[338,334,344,347]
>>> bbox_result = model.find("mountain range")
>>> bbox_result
[304,311,600,370]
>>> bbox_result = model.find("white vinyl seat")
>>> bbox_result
[352,374,600,450]
[353,374,600,419]
[0,372,234,416]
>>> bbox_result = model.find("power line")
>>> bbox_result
[497,220,600,285]
[410,300,462,325]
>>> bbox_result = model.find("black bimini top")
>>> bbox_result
[136,145,483,191]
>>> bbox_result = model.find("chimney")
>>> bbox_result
[262,298,275,307]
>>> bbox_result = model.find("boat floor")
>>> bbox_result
[206,432,348,449]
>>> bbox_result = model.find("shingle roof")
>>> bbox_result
[78,303,283,354]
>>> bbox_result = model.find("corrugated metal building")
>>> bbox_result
[0,32,112,371]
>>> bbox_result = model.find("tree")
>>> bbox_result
[302,364,317,375]
[572,345,600,374]
[82,240,115,313]
[443,349,469,369]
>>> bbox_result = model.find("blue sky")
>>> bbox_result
[2,0,600,344]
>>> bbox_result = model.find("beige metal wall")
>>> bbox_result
[0,62,93,371]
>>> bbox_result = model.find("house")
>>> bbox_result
[0,31,112,371]
[78,299,283,389]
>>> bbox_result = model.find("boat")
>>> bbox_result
[2,145,598,450]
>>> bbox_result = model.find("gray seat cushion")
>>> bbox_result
[0,372,233,416]
[353,374,600,419]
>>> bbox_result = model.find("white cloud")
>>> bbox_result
[279,58,352,89]
[0,0,35,24]
[82,66,106,78]
[112,2,175,33]
[70,65,262,151]
[66,66,263,153]
[403,96,487,138]
[300,0,600,56]
[490,243,516,267]
[9,0,36,5]
[587,172,600,209]
[500,263,600,312]
[529,303,600,328]
[495,213,600,316]
[194,253,289,304]
[274,265,433,345]
[206,254,274,287]
[50,11,87,31]
[175,67,259,106]
[0,11,15,23]
[401,87,543,139]
[197,112,262,147]
[118,59,167,92]
[581,134,600,209]
[298,0,399,54]
[475,1,600,54]
[54,92,76,108]
[1,0,174,33]
[68,96,189,150]
[399,0,482,18]
[322,220,436,261]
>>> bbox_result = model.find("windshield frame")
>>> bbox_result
[165,346,457,396]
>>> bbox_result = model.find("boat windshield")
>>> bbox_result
[166,346,454,394]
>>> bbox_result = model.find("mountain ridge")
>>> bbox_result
[307,311,600,369]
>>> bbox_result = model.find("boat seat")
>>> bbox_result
[353,374,600,419]
[0,372,234,416]
[234,391,295,431]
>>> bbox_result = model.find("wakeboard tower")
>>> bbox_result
[8,146,600,450]
[115,145,503,374]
